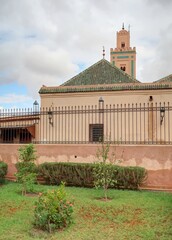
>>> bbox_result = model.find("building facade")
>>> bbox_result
[1,26,172,189]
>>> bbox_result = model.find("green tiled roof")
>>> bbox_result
[61,59,139,86]
[39,59,172,94]
[39,83,172,94]
[154,74,172,83]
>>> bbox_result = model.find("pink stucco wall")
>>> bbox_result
[0,144,172,189]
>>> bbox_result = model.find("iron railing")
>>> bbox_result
[0,102,171,144]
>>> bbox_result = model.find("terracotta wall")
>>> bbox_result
[0,144,172,189]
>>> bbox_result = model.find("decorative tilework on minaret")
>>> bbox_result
[110,24,136,78]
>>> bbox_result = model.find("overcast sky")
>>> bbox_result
[0,0,172,109]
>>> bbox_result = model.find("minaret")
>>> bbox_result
[110,24,136,78]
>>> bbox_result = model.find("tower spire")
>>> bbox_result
[122,22,124,30]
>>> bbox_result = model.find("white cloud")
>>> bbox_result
[0,93,32,104]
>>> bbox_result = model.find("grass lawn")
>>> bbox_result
[0,182,171,240]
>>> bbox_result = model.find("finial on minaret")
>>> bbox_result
[122,23,124,30]
[102,46,105,59]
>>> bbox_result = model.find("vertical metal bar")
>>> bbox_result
[51,107,54,143]
[140,103,141,144]
[58,107,60,143]
[128,104,130,144]
[144,103,145,144]
[110,104,112,141]
[136,103,137,144]
[67,106,70,143]
[168,102,170,143]
[164,102,166,143]
[117,104,119,142]
[120,104,122,144]
[61,106,63,143]
[81,105,83,143]
[71,106,73,143]
[106,104,108,138]
[124,104,126,144]
[42,107,44,143]
[64,106,67,143]
[132,103,134,143]
[74,106,76,144]
[152,103,153,144]
[54,107,57,143]
[113,104,115,143]
[148,102,150,144]
[78,106,80,143]
[85,105,87,143]
[18,108,19,143]
[160,102,162,143]
[88,105,90,143]
[39,107,41,143]
[95,105,97,124]
[155,103,157,144]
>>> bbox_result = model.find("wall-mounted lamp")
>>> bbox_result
[149,96,153,101]
[99,97,104,111]
[160,107,165,125]
[33,100,39,113]
[99,97,104,124]
[99,97,104,103]
[48,110,53,126]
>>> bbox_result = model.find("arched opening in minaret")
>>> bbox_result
[121,42,125,48]
[120,66,126,71]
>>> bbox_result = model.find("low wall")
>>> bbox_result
[0,144,172,189]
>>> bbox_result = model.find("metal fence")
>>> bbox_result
[0,102,171,144]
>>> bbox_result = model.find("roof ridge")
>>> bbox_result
[103,58,139,83]
[61,59,106,86]
[61,58,139,86]
[154,74,172,83]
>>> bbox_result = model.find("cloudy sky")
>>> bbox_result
[0,0,172,109]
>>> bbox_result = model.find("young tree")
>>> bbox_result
[15,144,37,195]
[93,139,118,201]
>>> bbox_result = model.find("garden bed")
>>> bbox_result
[0,181,171,240]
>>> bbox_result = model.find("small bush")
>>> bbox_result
[38,162,147,190]
[0,161,8,183]
[33,183,74,233]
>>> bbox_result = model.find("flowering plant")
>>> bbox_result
[33,183,74,233]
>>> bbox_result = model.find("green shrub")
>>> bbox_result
[38,162,94,187]
[113,166,147,189]
[33,183,74,233]
[0,161,8,183]
[15,144,38,195]
[38,162,147,190]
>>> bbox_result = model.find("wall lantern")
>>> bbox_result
[149,96,153,102]
[99,97,104,103]
[160,107,165,125]
[48,110,53,126]
[33,100,39,113]
[99,97,104,111]
[99,97,104,124]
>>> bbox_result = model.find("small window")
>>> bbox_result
[121,42,125,48]
[89,124,104,142]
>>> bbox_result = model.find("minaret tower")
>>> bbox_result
[110,24,136,78]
